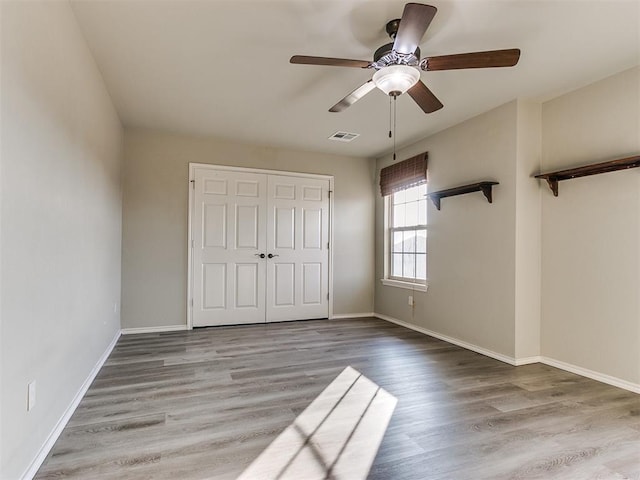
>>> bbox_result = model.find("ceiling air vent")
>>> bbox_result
[328,131,360,142]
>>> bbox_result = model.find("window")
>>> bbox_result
[388,183,427,285]
[379,152,428,291]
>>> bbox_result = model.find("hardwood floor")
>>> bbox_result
[36,318,640,479]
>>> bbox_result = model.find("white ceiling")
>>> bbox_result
[70,0,640,159]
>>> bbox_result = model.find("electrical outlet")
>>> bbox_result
[27,381,36,411]
[408,295,414,306]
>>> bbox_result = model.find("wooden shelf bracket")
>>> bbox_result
[534,155,640,197]
[427,181,499,210]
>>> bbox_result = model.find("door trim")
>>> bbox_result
[187,163,334,329]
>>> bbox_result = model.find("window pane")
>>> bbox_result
[393,189,406,205]
[403,254,415,279]
[393,204,406,227]
[405,201,418,226]
[388,183,428,282]
[416,229,427,253]
[416,253,427,280]
[392,254,403,277]
[405,185,419,202]
[392,231,403,253]
[403,231,415,253]
[418,199,427,225]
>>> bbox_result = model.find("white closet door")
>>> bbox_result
[192,167,267,327]
[266,175,330,322]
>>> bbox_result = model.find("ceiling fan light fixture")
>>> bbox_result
[372,65,420,96]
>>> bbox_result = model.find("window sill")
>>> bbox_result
[380,279,428,292]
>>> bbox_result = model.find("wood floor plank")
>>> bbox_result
[36,318,640,479]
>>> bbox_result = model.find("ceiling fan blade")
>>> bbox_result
[290,55,371,68]
[393,3,437,55]
[407,81,443,114]
[424,49,521,71]
[329,80,376,112]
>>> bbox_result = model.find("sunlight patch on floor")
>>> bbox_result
[237,366,397,480]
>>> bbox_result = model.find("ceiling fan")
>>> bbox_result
[290,3,521,114]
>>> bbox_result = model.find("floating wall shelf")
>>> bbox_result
[426,181,499,210]
[534,155,640,197]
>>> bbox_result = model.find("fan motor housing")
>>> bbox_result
[374,43,394,63]
[373,43,421,65]
[373,18,422,68]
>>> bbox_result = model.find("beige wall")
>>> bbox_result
[375,101,519,358]
[514,100,542,359]
[0,2,123,478]
[540,67,640,384]
[122,130,375,329]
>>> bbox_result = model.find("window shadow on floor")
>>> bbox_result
[237,366,397,480]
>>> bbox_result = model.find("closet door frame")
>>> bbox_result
[187,163,334,329]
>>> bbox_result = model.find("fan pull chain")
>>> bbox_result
[393,94,397,160]
[388,95,392,139]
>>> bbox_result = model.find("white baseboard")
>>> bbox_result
[539,356,640,394]
[374,313,517,366]
[22,329,121,480]
[121,324,188,335]
[331,312,375,319]
[514,356,542,366]
[374,313,640,395]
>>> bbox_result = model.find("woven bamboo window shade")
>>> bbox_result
[379,152,428,197]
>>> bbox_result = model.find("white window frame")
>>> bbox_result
[381,185,428,292]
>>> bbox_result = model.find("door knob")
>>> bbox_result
[255,253,266,258]
[267,253,279,259]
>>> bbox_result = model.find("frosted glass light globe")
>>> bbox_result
[372,65,420,96]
